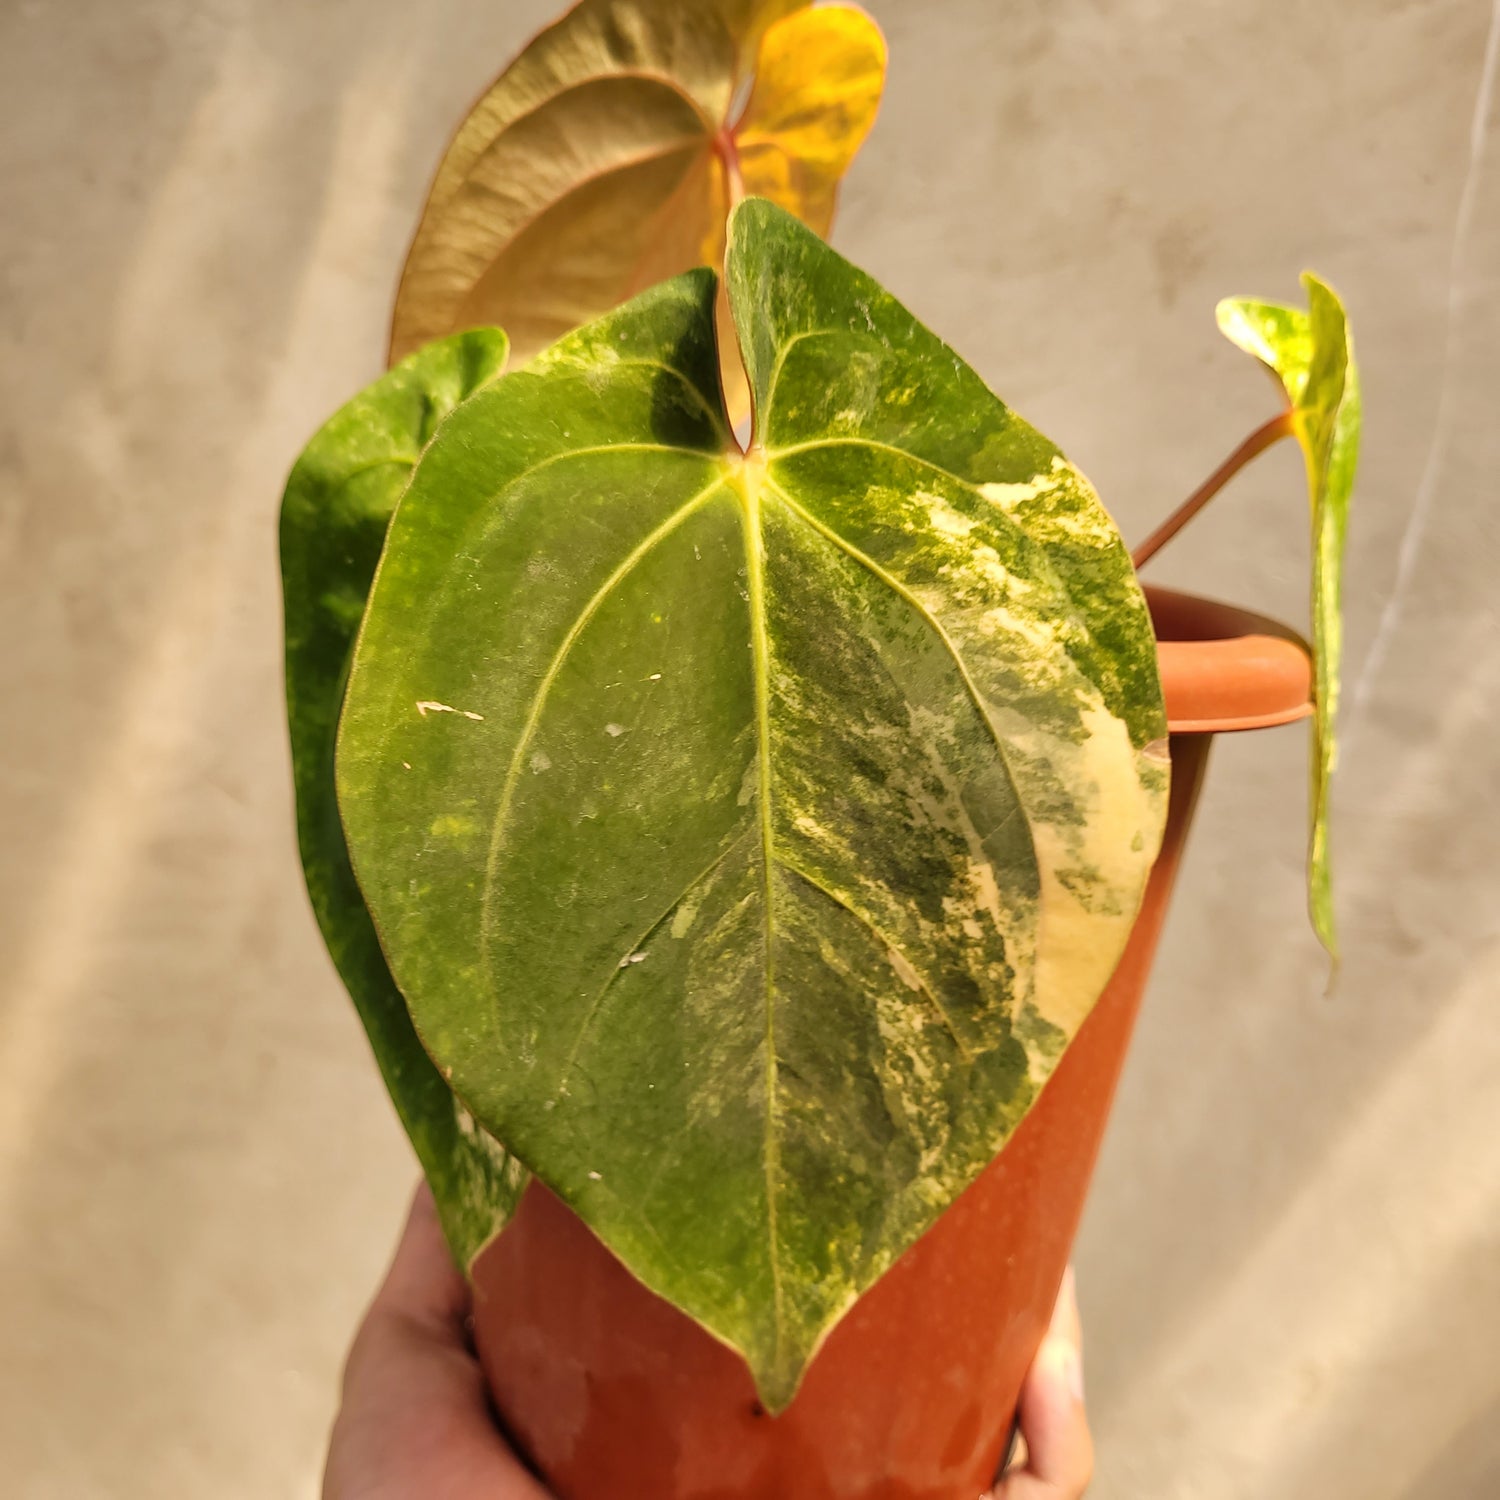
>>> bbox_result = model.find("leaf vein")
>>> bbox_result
[437,70,720,175]
[556,825,758,1093]
[768,433,1018,503]
[766,476,1038,879]
[761,326,844,425]
[588,356,730,437]
[480,475,731,952]
[439,137,705,313]
[776,858,975,1062]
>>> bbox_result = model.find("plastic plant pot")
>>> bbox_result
[467,585,1313,1500]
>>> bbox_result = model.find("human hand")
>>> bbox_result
[325,1186,1092,1500]
[991,1267,1093,1498]
[323,1185,549,1499]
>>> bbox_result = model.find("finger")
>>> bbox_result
[992,1268,1093,1499]
[368,1182,471,1336]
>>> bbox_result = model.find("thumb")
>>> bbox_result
[992,1268,1093,1499]
[325,1185,552,1500]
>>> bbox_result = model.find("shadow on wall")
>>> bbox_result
[0,3,562,1492]
[1400,1396,1500,1498]
[0,0,554,1212]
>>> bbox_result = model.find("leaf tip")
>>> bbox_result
[1213,294,1243,326]
[1299,267,1338,301]
[1318,942,1342,997]
[727,192,783,240]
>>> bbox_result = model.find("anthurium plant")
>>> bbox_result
[279,0,1359,1413]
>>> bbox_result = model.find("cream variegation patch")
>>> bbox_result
[1009,702,1163,1037]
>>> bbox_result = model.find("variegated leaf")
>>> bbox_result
[1218,275,1360,961]
[279,329,528,1266]
[339,200,1167,1407]
[388,0,885,415]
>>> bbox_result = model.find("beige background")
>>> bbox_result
[2,0,1497,1495]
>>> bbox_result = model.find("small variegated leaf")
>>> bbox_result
[1218,275,1361,961]
[279,329,528,1266]
[338,200,1167,1408]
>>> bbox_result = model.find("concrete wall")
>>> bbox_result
[2,0,1496,1494]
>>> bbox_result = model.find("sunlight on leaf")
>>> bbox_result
[279,329,528,1266]
[388,0,886,415]
[1218,275,1361,963]
[341,201,1167,1407]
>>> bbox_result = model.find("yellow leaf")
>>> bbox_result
[733,6,887,237]
[389,0,887,399]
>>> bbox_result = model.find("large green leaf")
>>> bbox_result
[1218,275,1360,961]
[338,199,1168,1407]
[280,329,528,1266]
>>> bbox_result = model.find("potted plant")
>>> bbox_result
[279,3,1359,1496]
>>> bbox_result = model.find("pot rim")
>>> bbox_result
[1143,585,1313,735]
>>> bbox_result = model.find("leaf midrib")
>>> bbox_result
[737,460,787,1375]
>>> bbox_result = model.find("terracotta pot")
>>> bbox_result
[471,587,1313,1500]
